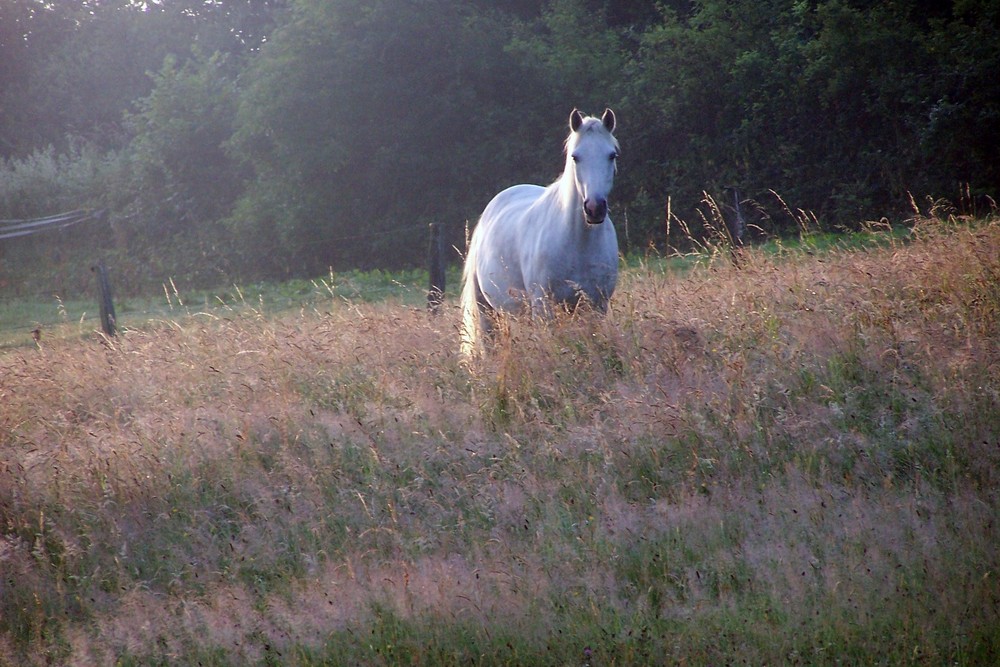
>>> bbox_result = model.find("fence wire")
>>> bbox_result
[0,209,105,241]
[1,216,462,347]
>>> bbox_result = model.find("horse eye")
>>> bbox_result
[571,154,580,163]
[610,152,619,161]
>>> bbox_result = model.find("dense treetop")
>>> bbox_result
[1,0,997,292]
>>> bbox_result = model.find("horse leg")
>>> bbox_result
[476,281,498,341]
[527,285,555,321]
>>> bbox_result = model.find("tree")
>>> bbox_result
[624,0,961,239]
[1,0,285,157]
[123,52,244,234]
[920,0,1000,196]
[0,0,76,155]
[229,0,536,276]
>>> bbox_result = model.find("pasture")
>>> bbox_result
[1,217,998,665]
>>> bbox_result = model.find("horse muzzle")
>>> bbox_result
[584,198,608,224]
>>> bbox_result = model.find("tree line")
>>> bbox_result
[1,0,997,295]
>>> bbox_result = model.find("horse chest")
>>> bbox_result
[535,234,617,308]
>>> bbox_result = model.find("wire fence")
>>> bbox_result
[1,209,107,345]
[1,216,462,348]
[0,209,106,241]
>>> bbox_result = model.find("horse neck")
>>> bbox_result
[550,166,583,228]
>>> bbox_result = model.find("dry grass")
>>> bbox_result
[1,217,998,665]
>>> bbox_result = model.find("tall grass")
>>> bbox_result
[1,217,998,665]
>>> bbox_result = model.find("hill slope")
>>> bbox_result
[1,219,998,665]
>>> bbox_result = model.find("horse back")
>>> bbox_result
[481,184,545,224]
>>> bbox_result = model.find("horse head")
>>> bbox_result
[567,108,619,225]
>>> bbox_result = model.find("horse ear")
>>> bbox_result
[570,109,584,132]
[602,108,616,134]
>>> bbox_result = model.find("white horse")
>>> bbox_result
[461,108,620,357]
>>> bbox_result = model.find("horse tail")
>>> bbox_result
[459,242,482,359]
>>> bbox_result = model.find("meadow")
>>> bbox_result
[1,216,998,665]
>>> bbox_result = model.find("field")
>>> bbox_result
[1,217,998,665]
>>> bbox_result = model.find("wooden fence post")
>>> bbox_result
[92,261,117,337]
[427,222,445,314]
[725,186,746,267]
[728,186,746,247]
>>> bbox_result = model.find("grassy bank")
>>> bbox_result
[1,217,998,665]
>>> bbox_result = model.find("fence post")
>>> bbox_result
[427,222,445,314]
[727,186,746,247]
[92,261,117,337]
[726,186,746,267]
